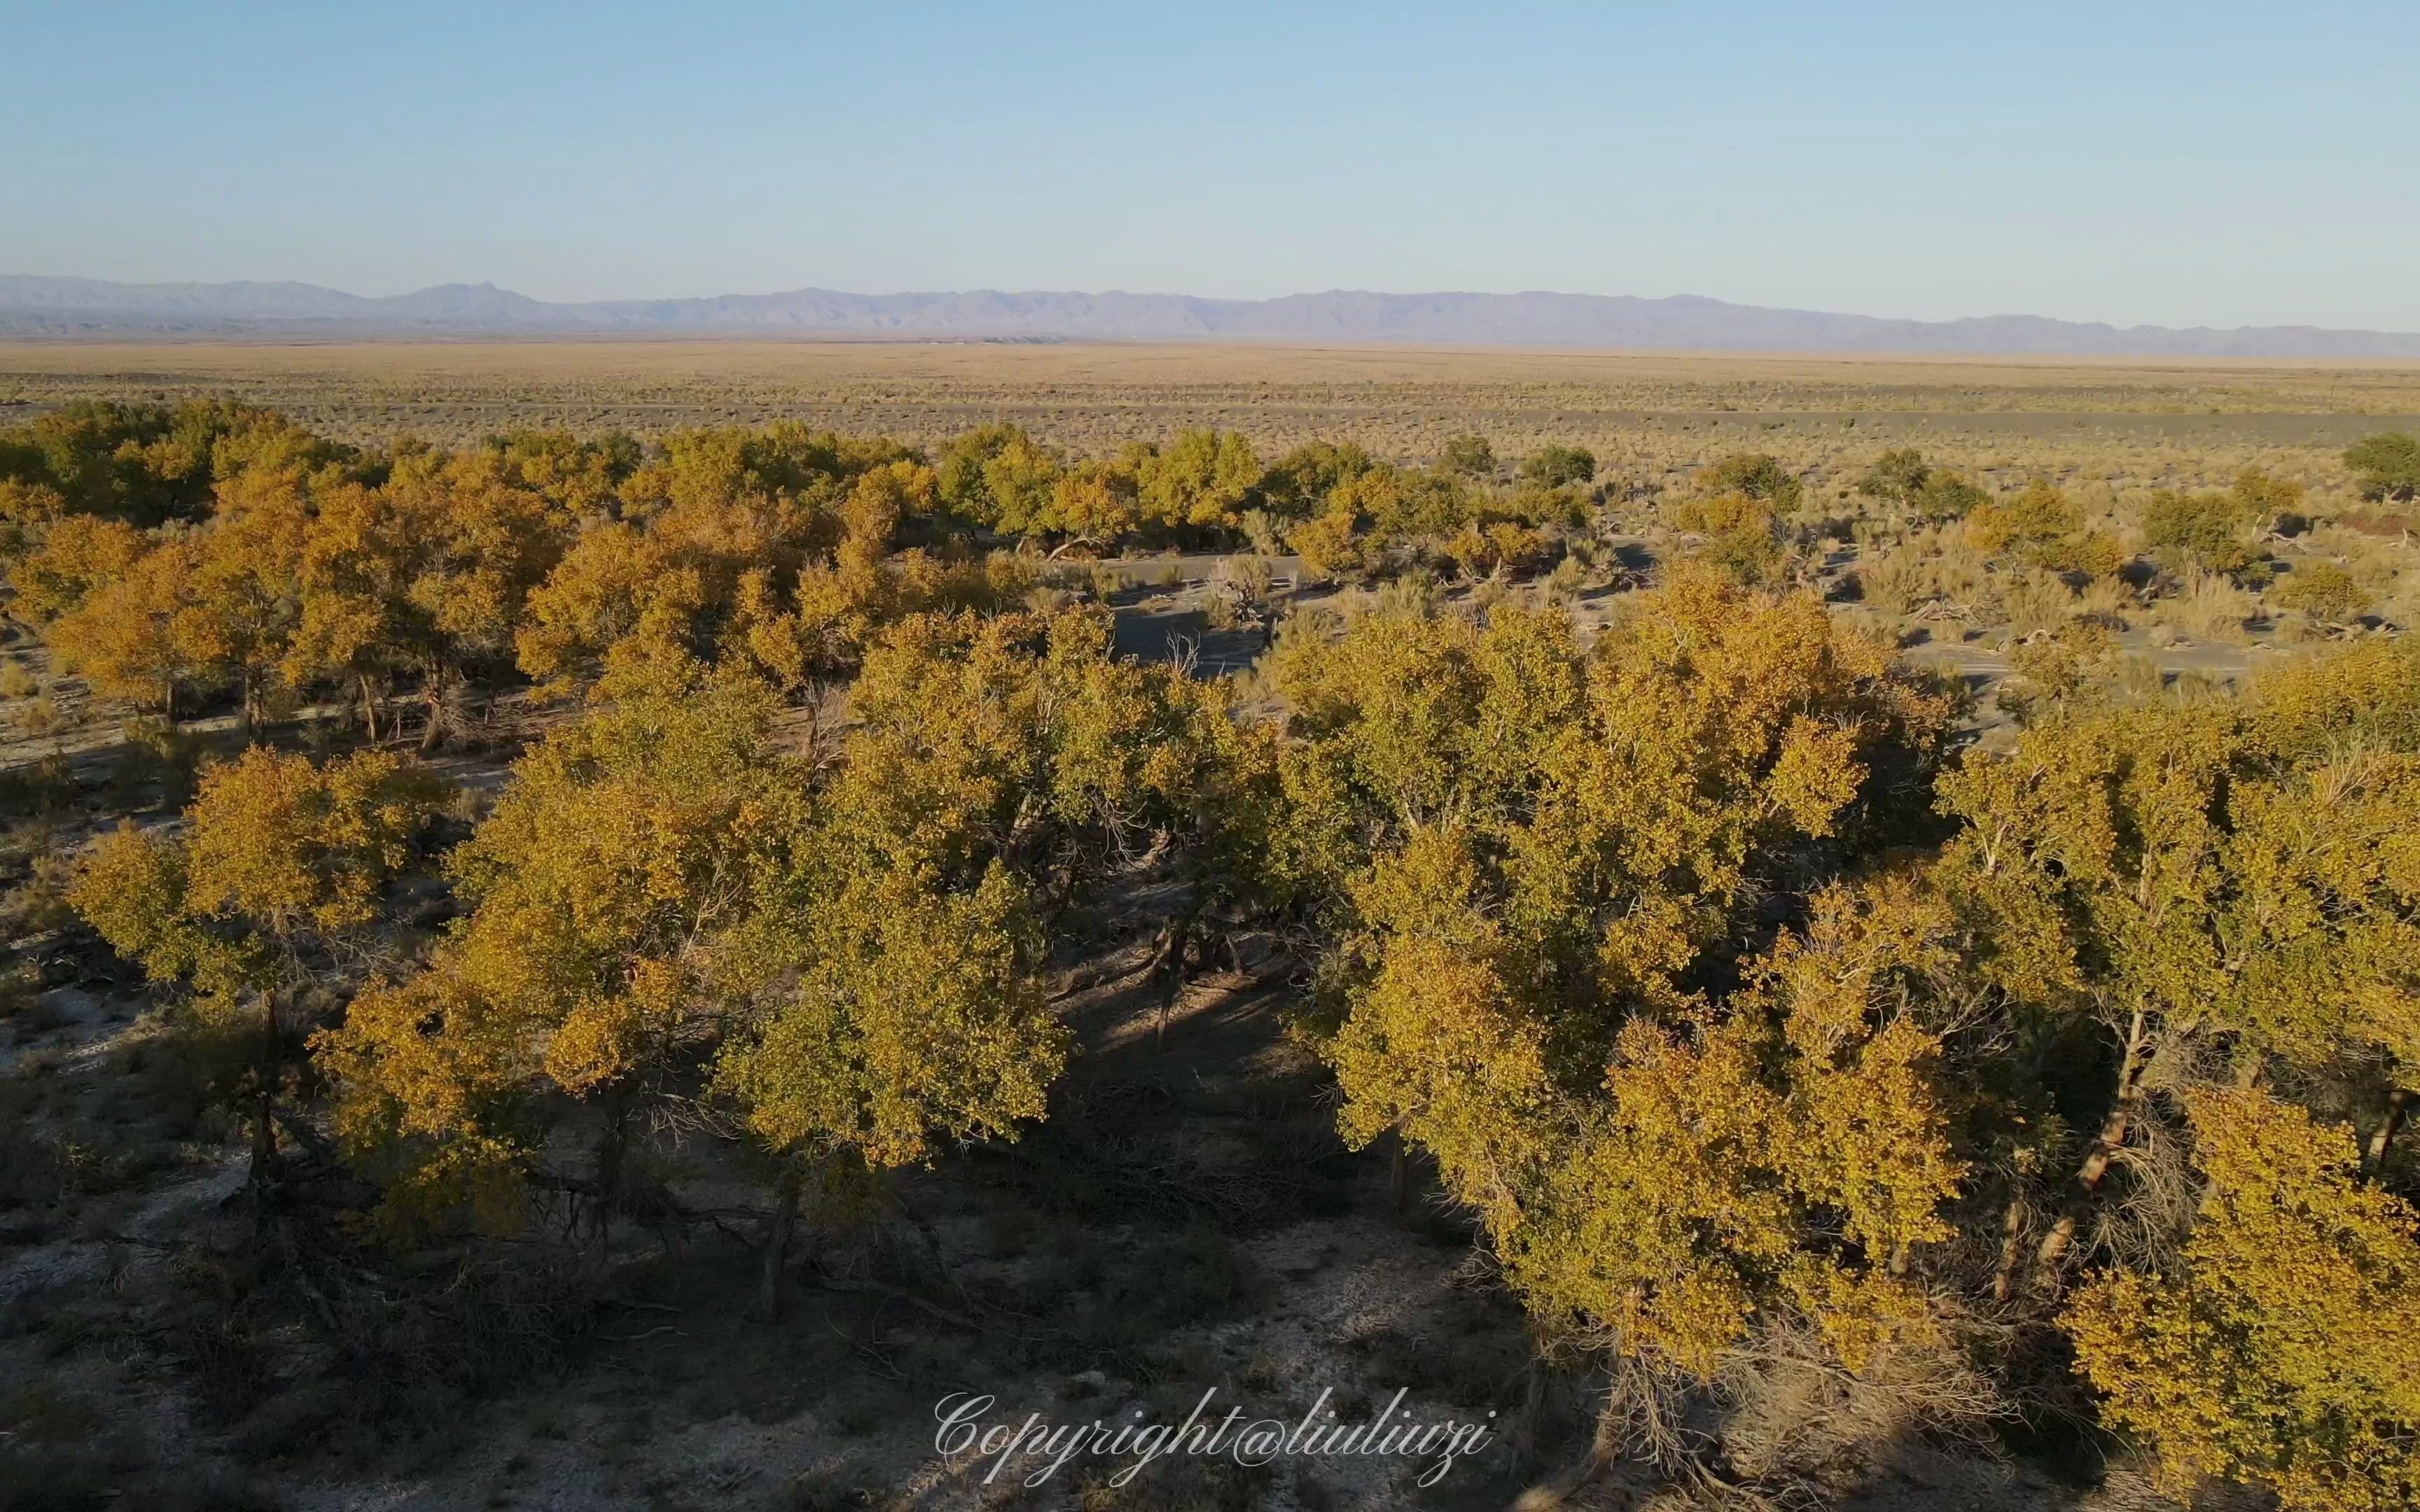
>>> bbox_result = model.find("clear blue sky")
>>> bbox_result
[6,1,2416,329]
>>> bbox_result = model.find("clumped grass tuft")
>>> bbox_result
[2166,567,2257,642]
[2003,570,2078,637]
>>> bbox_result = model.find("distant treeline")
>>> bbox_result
[7,399,2413,743]
[0,401,1607,734]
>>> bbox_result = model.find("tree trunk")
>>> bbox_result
[1151,911,1194,1049]
[756,1165,804,1323]
[420,672,447,752]
[1989,1197,2026,1303]
[590,1101,627,1264]
[2365,1088,2413,1177]
[1510,1385,1625,1511]
[2031,1007,2151,1292]
[359,673,380,742]
[250,1086,278,1190]
[1510,1354,1548,1473]
[247,995,282,1238]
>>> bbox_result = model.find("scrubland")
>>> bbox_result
[0,344,2417,1512]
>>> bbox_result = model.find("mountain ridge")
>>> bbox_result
[5,274,2417,358]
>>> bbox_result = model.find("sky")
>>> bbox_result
[6,1,2417,330]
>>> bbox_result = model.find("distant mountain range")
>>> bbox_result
[6,274,2419,358]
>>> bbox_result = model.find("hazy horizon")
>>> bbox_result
[15,273,2420,358]
[13,272,2420,337]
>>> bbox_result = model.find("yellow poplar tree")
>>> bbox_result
[1287,571,1962,1440]
[315,675,802,1238]
[71,747,448,1201]
[1934,639,2420,1290]
[2066,1088,2420,1512]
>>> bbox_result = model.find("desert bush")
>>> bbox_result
[1695,453,1800,512]
[1204,554,1277,628]
[1238,507,1284,556]
[2002,569,2078,636]
[2115,653,2169,701]
[12,693,67,743]
[2272,559,2372,624]
[2075,573,2136,624]
[1695,524,1787,587]
[2030,526,2129,580]
[1520,444,1595,489]
[2345,430,2420,502]
[2141,487,2260,576]
[1543,553,1587,605]
[1933,561,2000,626]
[106,714,201,811]
[1715,1310,2007,1483]
[1855,448,1987,523]
[1970,479,2078,556]
[1213,554,1274,605]
[0,852,78,939]
[0,756,76,821]
[2232,466,2307,530]
[2166,566,2258,642]
[1442,521,1543,580]
[2008,618,2117,703]
[1363,568,1440,621]
[1440,433,1496,479]
[1849,545,1919,615]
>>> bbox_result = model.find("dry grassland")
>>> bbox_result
[5,340,2419,507]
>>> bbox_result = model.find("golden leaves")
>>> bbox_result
[1287,573,1964,1382]
[2066,1089,2420,1512]
[184,747,449,937]
[718,864,1065,1170]
[1938,644,2420,1072]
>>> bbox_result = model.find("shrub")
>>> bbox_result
[2003,570,2078,637]
[1697,522,1787,587]
[2344,430,2420,503]
[1857,550,1930,615]
[2009,620,2115,699]
[2141,488,2258,575]
[1969,479,2078,556]
[1520,444,1596,489]
[1439,433,1495,479]
[2167,567,2257,642]
[1855,448,1985,522]
[1696,453,1801,512]
[2272,560,2372,624]
[2034,527,2129,580]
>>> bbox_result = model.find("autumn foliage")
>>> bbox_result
[20,400,2419,1507]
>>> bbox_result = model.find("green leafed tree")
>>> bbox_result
[2344,430,2420,503]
